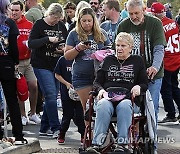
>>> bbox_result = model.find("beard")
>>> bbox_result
[91,6,98,13]
[130,15,144,26]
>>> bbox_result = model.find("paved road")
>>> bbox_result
[5,97,180,153]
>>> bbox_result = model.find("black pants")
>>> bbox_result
[161,69,180,118]
[60,99,85,136]
[0,78,23,139]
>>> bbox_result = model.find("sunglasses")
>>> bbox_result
[90,2,98,5]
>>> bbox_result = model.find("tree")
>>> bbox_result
[147,0,157,8]
[119,0,148,10]
[158,0,180,18]
[42,0,60,9]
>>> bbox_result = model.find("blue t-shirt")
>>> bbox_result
[100,17,121,43]
[66,29,111,76]
[54,56,72,100]
[120,9,129,19]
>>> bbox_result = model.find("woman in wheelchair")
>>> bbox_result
[87,32,148,153]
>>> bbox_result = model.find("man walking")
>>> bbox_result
[151,2,180,125]
[10,0,40,125]
[116,1,166,152]
[101,0,122,43]
[116,0,166,123]
[24,0,43,23]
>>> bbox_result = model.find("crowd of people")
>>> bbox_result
[0,0,179,153]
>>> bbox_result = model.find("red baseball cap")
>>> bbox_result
[16,74,29,102]
[151,2,165,13]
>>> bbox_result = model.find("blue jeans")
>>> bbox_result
[148,78,162,124]
[92,98,140,145]
[72,72,94,90]
[33,68,60,132]
[160,69,180,118]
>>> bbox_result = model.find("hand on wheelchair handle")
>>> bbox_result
[131,85,141,98]
[147,66,157,79]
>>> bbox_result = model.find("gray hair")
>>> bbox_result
[44,3,64,18]
[126,0,145,9]
[74,1,91,21]
[115,32,134,47]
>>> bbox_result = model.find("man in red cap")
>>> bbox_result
[10,0,40,126]
[151,2,180,125]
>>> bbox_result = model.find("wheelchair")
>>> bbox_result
[79,91,155,154]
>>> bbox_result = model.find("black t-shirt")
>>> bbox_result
[54,56,72,100]
[29,19,68,71]
[0,18,19,79]
[94,55,148,93]
[0,18,19,62]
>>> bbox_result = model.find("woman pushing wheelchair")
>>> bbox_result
[87,32,148,153]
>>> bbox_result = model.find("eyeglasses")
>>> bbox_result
[90,2,98,5]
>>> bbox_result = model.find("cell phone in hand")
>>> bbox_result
[57,43,65,50]
[83,40,92,46]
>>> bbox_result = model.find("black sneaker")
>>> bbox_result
[86,145,101,153]
[177,115,180,121]
[39,130,53,136]
[158,116,179,125]
[14,138,28,145]
[114,144,131,153]
[57,132,65,145]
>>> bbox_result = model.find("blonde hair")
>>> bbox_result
[115,32,134,47]
[44,3,64,18]
[75,7,106,43]
[74,1,91,21]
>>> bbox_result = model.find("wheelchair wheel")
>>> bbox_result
[133,147,143,154]
[79,147,85,153]
[79,147,91,154]
[143,140,154,154]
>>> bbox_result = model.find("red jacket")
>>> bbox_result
[162,16,180,71]
[15,15,33,60]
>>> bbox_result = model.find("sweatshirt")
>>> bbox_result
[15,15,33,60]
[161,16,180,71]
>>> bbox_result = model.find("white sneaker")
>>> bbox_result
[39,130,53,136]
[21,116,28,126]
[29,114,41,124]
[52,130,59,139]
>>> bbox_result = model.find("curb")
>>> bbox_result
[0,138,41,154]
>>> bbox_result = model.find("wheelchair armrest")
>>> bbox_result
[134,93,146,115]
[134,93,145,107]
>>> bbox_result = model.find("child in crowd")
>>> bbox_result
[64,2,76,30]
[54,56,85,144]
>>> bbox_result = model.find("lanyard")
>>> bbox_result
[109,17,121,43]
